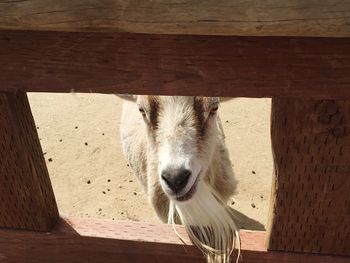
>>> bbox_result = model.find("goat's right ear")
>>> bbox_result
[115,94,137,102]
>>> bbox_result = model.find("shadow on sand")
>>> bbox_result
[230,207,265,231]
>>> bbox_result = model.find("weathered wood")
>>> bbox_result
[0,92,59,231]
[267,98,350,256]
[0,0,350,37]
[0,217,349,263]
[0,30,350,99]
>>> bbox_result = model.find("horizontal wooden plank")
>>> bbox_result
[0,0,350,37]
[0,217,349,263]
[1,30,350,99]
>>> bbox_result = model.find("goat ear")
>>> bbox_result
[220,97,235,103]
[115,94,137,102]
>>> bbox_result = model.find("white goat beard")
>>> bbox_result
[168,182,240,263]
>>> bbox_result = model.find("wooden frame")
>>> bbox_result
[0,217,348,263]
[0,92,58,231]
[1,1,350,262]
[0,30,350,99]
[1,0,350,37]
[268,98,350,255]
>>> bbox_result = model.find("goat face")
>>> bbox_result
[136,96,220,202]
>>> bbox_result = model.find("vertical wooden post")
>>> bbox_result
[0,92,59,231]
[267,98,350,256]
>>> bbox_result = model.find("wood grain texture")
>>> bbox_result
[267,98,350,256]
[0,92,59,231]
[0,30,350,98]
[0,217,349,263]
[0,0,350,37]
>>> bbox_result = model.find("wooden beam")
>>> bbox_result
[0,92,59,231]
[0,217,349,263]
[0,0,350,37]
[0,30,350,99]
[267,98,350,256]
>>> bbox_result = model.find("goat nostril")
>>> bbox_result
[178,170,191,187]
[161,173,173,187]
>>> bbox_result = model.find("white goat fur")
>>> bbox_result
[120,96,239,262]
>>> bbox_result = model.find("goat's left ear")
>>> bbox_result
[115,94,137,102]
[220,97,235,103]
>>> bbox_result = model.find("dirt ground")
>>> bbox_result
[28,93,273,230]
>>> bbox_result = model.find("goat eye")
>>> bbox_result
[210,106,219,115]
[138,108,146,116]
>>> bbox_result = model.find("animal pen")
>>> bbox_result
[0,1,349,262]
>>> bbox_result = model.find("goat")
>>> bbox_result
[120,96,239,263]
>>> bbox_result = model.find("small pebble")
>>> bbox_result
[102,133,105,136]
[260,194,264,199]
[251,203,256,208]
[85,142,88,146]
[225,120,229,123]
[127,164,130,167]
[107,189,110,191]
[98,208,102,211]
[129,180,133,183]
[118,185,122,189]
[107,179,111,182]
[112,218,115,220]
[252,170,256,174]
[121,212,124,215]
[231,201,235,205]
[59,139,63,142]
[133,192,137,195]
[48,158,53,162]
[36,126,39,130]
[87,180,91,184]
[75,126,78,129]
[102,191,106,194]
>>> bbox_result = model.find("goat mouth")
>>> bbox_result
[175,179,198,202]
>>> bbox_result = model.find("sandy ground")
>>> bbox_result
[28,93,273,230]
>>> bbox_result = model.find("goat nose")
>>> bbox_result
[161,168,191,193]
